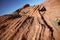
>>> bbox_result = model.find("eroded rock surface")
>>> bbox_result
[0,0,60,40]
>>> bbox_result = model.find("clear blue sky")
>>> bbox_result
[0,0,43,16]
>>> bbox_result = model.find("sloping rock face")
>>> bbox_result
[0,0,60,40]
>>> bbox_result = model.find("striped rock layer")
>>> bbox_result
[0,0,60,40]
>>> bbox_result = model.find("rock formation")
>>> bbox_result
[0,0,60,40]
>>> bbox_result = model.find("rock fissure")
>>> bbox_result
[0,0,60,40]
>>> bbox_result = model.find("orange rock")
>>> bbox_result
[0,0,60,40]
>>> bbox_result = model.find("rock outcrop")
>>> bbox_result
[0,0,60,40]
[16,4,30,13]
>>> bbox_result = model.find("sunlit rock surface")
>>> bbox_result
[0,0,60,40]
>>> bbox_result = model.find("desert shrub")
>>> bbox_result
[20,12,26,16]
[52,18,60,26]
[12,11,19,16]
[10,11,20,18]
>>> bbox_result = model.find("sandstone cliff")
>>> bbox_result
[0,0,60,40]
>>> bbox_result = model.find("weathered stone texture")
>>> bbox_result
[0,0,60,40]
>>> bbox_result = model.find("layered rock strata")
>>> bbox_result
[0,0,60,40]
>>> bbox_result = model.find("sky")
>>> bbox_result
[0,0,43,16]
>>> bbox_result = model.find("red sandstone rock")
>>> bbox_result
[0,0,60,40]
[16,4,30,13]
